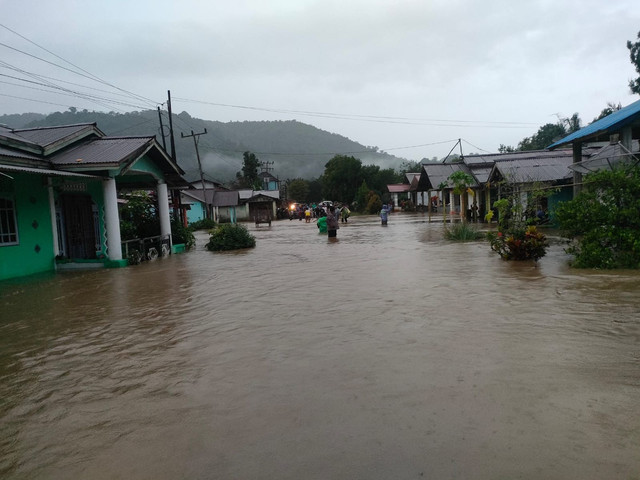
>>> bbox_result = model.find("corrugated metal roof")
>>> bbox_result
[568,140,640,174]
[548,99,640,148]
[469,166,492,183]
[0,145,43,161]
[491,157,574,183]
[12,123,100,148]
[0,163,100,178]
[0,125,39,145]
[419,163,474,190]
[212,190,239,207]
[49,137,152,166]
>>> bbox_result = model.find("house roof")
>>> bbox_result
[568,140,640,174]
[212,190,239,207]
[489,157,572,183]
[11,123,102,149]
[0,144,44,162]
[50,137,153,166]
[182,189,215,205]
[387,183,411,193]
[417,163,474,190]
[548,99,640,148]
[0,123,185,186]
[245,193,278,203]
[238,189,280,200]
[486,147,605,184]
[0,163,100,178]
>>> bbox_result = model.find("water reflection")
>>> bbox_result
[1,214,639,479]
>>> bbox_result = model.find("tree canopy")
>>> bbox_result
[235,151,261,189]
[321,155,363,203]
[627,30,640,95]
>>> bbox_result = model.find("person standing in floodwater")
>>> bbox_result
[380,204,390,225]
[326,205,339,238]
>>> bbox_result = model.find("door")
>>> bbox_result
[61,194,97,259]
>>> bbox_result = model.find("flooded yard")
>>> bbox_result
[1,213,639,479]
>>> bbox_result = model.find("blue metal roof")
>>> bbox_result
[548,99,640,149]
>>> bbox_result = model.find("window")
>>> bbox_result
[0,196,18,245]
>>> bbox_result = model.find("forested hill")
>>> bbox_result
[1,110,406,183]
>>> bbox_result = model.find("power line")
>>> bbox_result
[172,97,539,128]
[0,23,159,108]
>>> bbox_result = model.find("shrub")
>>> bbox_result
[487,226,548,261]
[555,166,640,268]
[365,192,383,214]
[171,219,195,249]
[444,223,484,241]
[189,218,217,231]
[206,224,256,251]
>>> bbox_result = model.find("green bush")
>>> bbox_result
[206,224,256,251]
[555,166,640,268]
[189,218,217,231]
[444,223,484,241]
[171,219,195,249]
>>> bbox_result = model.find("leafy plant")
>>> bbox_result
[206,224,256,251]
[119,191,160,240]
[487,226,548,261]
[555,166,640,268]
[444,223,484,241]
[170,219,195,249]
[487,188,548,261]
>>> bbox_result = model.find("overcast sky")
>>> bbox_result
[1,0,640,161]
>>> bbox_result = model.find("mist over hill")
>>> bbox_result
[1,109,408,183]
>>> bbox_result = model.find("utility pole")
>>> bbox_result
[181,129,209,219]
[167,90,177,162]
[156,106,167,152]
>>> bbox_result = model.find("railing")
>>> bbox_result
[121,234,172,264]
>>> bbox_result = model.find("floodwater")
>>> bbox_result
[1,213,639,480]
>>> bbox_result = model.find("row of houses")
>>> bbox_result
[2,99,639,281]
[180,176,281,225]
[388,99,640,220]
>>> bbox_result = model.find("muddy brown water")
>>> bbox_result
[1,213,639,479]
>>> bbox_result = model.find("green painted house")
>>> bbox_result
[0,123,185,281]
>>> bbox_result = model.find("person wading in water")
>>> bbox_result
[326,205,339,238]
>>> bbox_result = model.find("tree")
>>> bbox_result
[518,123,567,151]
[307,178,323,203]
[627,30,640,95]
[235,151,261,189]
[321,155,362,203]
[555,166,640,268]
[562,113,581,134]
[498,144,515,153]
[354,180,371,212]
[447,171,474,223]
[287,178,310,203]
[592,102,622,123]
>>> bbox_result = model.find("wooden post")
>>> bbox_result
[573,142,582,197]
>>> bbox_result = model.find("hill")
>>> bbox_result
[0,109,407,183]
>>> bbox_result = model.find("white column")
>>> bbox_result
[47,178,60,257]
[157,181,171,245]
[103,177,122,260]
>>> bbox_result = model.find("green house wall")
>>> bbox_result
[0,173,55,280]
